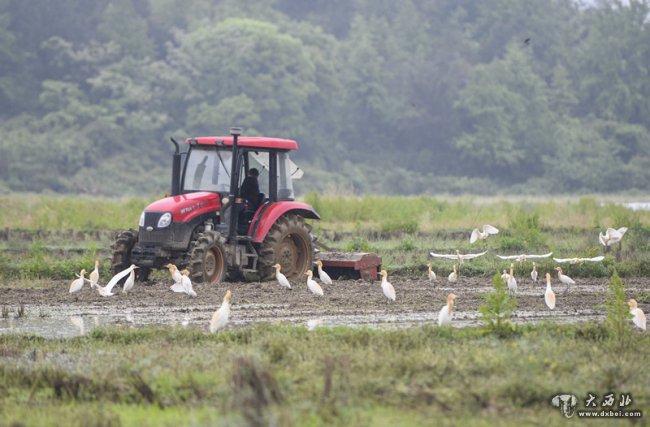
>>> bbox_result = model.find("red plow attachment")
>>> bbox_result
[317,251,382,281]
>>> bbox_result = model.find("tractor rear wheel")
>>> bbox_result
[111,229,150,282]
[258,214,313,281]
[189,231,227,285]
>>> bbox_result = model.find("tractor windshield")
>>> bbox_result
[183,147,232,193]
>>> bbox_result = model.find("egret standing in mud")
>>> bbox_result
[544,273,556,310]
[531,262,538,283]
[438,293,457,326]
[427,263,437,282]
[315,260,332,285]
[69,269,87,293]
[122,268,137,294]
[627,299,646,331]
[555,267,575,294]
[380,270,396,301]
[166,263,184,292]
[305,270,324,296]
[180,269,197,297]
[210,290,232,333]
[273,264,291,289]
[448,264,458,283]
[507,263,517,294]
[89,260,99,288]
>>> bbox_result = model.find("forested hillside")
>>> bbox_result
[1,0,649,196]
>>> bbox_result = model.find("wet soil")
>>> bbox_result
[1,275,648,337]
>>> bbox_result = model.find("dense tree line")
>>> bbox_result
[0,0,649,196]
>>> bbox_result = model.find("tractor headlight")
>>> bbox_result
[157,212,172,228]
[139,212,145,227]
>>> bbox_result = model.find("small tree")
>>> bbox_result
[479,272,517,337]
[605,271,632,348]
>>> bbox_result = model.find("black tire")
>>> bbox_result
[111,229,150,282]
[258,214,313,281]
[188,230,227,285]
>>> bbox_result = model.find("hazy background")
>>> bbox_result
[1,0,649,196]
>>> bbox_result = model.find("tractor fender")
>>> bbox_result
[249,201,320,243]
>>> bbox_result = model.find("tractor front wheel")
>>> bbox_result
[189,231,227,285]
[111,229,150,282]
[258,214,313,281]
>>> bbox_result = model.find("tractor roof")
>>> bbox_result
[186,136,298,150]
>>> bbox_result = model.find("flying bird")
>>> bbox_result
[599,227,627,246]
[627,299,646,331]
[380,270,396,301]
[315,260,333,285]
[448,264,458,283]
[96,264,139,297]
[180,269,197,297]
[69,269,88,293]
[273,264,292,289]
[438,293,458,326]
[553,256,604,264]
[544,272,555,310]
[209,290,232,333]
[496,252,552,262]
[430,249,488,264]
[470,224,499,244]
[305,270,324,296]
[427,263,437,282]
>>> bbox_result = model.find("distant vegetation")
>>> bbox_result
[1,1,650,195]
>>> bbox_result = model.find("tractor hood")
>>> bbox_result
[145,192,221,223]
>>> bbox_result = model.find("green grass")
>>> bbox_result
[0,323,647,426]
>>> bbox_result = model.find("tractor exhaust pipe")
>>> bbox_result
[170,137,181,196]
[227,127,243,242]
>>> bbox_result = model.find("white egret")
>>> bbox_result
[122,268,137,294]
[180,269,197,297]
[273,264,292,289]
[448,264,458,283]
[599,227,627,246]
[430,249,488,264]
[627,299,646,331]
[555,267,575,293]
[380,270,396,301]
[438,293,458,326]
[307,319,323,331]
[496,252,553,262]
[470,224,499,244]
[210,290,232,333]
[507,263,517,294]
[544,273,555,310]
[531,262,538,283]
[69,269,87,293]
[305,270,324,296]
[89,260,100,289]
[427,263,437,282]
[96,264,138,297]
[553,256,604,264]
[315,260,333,285]
[166,263,185,292]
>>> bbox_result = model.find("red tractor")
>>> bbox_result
[112,128,381,284]
[112,127,319,283]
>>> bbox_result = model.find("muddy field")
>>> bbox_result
[2,274,648,338]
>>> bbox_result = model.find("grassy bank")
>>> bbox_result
[0,323,647,426]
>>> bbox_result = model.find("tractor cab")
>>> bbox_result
[176,134,304,236]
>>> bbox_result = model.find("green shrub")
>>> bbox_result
[605,271,633,349]
[479,272,517,337]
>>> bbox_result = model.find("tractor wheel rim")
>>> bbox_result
[277,237,299,274]
[205,247,224,283]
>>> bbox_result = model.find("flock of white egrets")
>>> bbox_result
[66,224,645,333]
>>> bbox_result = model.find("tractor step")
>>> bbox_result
[318,251,382,282]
